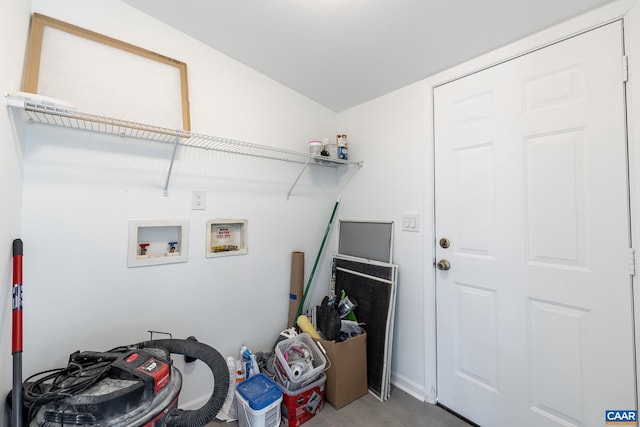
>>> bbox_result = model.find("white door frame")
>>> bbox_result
[423,0,640,405]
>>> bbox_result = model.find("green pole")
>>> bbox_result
[293,197,340,327]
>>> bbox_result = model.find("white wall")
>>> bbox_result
[0,0,31,424]
[337,85,430,399]
[11,0,346,411]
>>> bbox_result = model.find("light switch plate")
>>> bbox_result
[401,213,420,232]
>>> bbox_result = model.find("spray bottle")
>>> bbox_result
[240,345,260,378]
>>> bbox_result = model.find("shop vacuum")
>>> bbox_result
[8,241,230,427]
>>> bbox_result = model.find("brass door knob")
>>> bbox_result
[437,259,451,271]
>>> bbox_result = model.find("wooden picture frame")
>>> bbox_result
[23,13,191,131]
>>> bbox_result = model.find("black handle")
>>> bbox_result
[12,238,23,257]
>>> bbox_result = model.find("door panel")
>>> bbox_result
[455,283,499,391]
[528,300,588,424]
[435,21,635,427]
[525,130,586,268]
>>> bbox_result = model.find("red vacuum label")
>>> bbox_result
[137,358,170,393]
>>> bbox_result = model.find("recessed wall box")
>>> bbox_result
[206,219,248,258]
[128,219,189,267]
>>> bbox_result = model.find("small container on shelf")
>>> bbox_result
[327,144,338,159]
[337,134,348,160]
[308,140,322,156]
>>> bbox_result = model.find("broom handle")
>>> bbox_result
[293,198,340,327]
[12,238,23,427]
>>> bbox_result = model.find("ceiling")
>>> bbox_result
[122,0,617,112]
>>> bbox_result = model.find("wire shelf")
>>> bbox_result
[6,95,362,198]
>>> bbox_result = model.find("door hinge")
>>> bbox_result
[629,248,636,276]
[623,56,629,83]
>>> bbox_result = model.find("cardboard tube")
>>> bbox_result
[288,252,304,328]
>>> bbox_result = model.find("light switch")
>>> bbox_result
[401,213,419,232]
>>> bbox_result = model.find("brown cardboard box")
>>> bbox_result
[319,330,367,409]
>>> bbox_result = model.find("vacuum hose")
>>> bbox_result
[138,339,229,427]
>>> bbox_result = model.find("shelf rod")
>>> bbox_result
[163,133,181,197]
[287,157,312,200]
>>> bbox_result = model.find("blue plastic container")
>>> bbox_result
[236,373,283,411]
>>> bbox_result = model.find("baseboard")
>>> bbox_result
[390,371,428,402]
[182,372,431,409]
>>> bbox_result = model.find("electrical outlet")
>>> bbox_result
[191,190,206,210]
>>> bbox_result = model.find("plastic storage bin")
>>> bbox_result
[274,333,327,391]
[236,373,283,427]
[279,373,326,427]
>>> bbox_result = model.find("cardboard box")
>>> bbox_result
[319,330,367,409]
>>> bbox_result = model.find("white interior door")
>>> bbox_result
[434,21,635,427]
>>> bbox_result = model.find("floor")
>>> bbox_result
[208,387,473,427]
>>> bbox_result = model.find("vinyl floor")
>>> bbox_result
[208,386,473,427]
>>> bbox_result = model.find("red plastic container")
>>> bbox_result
[279,373,326,427]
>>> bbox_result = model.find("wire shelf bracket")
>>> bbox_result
[163,134,181,197]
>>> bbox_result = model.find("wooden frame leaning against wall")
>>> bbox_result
[22,12,191,131]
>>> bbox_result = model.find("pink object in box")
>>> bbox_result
[274,333,326,391]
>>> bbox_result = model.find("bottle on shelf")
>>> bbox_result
[337,134,348,160]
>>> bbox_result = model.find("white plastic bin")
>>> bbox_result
[236,373,283,427]
[274,333,326,391]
